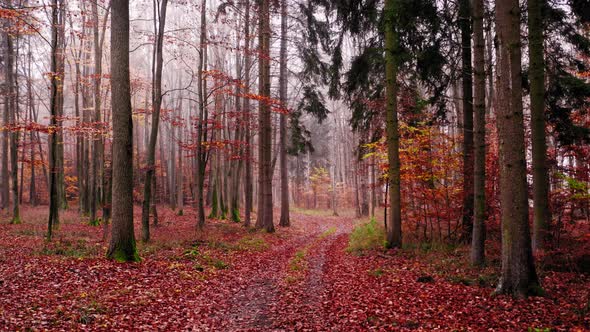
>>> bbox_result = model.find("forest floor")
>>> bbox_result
[0,206,589,331]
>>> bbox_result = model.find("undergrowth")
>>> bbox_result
[347,217,385,253]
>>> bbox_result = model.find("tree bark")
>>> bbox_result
[5,3,20,224]
[255,0,274,232]
[528,0,551,251]
[279,0,290,227]
[471,0,486,266]
[384,0,402,248]
[47,0,61,239]
[460,0,474,242]
[177,123,184,216]
[195,0,208,230]
[90,0,102,224]
[1,28,7,211]
[28,43,37,207]
[494,0,541,297]
[243,0,253,228]
[141,0,168,242]
[56,1,67,212]
[107,0,139,262]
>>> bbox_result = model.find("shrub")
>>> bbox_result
[347,217,385,253]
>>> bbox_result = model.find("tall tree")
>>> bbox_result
[90,0,111,225]
[242,0,253,228]
[255,0,274,232]
[528,0,550,251]
[195,0,208,229]
[229,8,243,223]
[107,0,139,262]
[141,0,168,242]
[49,0,67,213]
[494,0,542,297]
[27,40,38,207]
[279,0,290,227]
[471,0,486,266]
[47,0,61,239]
[89,0,100,224]
[4,0,20,224]
[459,0,474,242]
[384,0,402,248]
[1,27,7,211]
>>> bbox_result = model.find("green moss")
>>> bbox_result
[230,208,241,223]
[38,239,99,258]
[10,215,22,225]
[109,244,141,263]
[369,267,385,277]
[89,218,101,226]
[177,209,184,216]
[289,249,308,271]
[320,227,337,239]
[212,259,228,269]
[237,236,268,252]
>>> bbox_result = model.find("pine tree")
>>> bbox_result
[494,0,541,297]
[255,0,274,233]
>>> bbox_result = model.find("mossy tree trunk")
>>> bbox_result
[107,0,139,263]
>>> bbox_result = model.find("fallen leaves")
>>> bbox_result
[0,207,588,331]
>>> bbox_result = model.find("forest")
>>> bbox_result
[0,0,589,330]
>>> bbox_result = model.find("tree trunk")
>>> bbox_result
[471,0,486,266]
[107,0,139,262]
[72,27,84,214]
[460,0,474,243]
[195,0,208,230]
[255,0,274,232]
[47,0,61,239]
[528,0,551,251]
[177,124,184,216]
[169,121,177,210]
[141,0,168,242]
[81,48,92,215]
[90,0,102,224]
[485,14,495,113]
[5,5,20,224]
[1,26,7,211]
[494,0,541,297]
[279,0,290,227]
[331,164,338,216]
[243,0,253,227]
[229,11,243,223]
[28,47,37,207]
[384,0,402,248]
